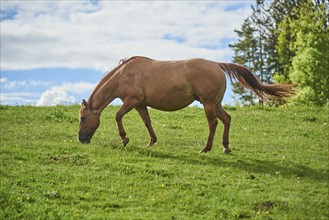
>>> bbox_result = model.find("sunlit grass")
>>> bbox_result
[1,105,328,219]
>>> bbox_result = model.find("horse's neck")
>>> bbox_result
[88,77,117,112]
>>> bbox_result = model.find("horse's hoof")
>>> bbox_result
[123,138,129,146]
[199,148,210,153]
[146,138,157,147]
[223,148,232,154]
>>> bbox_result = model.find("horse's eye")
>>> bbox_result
[80,117,86,121]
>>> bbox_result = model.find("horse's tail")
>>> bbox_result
[218,63,295,102]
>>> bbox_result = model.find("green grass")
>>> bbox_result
[0,105,328,219]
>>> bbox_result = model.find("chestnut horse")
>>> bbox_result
[78,56,294,153]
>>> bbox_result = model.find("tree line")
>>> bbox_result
[229,0,329,106]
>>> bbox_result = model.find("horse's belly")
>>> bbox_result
[145,90,194,111]
[141,65,195,111]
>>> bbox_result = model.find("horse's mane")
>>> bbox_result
[87,56,149,108]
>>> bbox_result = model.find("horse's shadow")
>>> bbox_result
[121,144,328,183]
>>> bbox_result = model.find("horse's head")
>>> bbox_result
[78,99,100,144]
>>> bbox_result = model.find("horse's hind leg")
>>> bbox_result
[200,103,218,153]
[135,105,157,147]
[216,104,232,154]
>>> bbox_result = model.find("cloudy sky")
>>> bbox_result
[1,0,254,106]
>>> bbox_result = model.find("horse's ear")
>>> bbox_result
[82,99,89,109]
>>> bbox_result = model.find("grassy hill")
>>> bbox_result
[1,105,328,219]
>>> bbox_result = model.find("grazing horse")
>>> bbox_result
[78,56,294,153]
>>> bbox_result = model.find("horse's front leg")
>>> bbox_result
[135,105,157,147]
[115,100,138,146]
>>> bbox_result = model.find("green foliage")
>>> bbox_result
[232,0,329,106]
[1,105,328,219]
[276,16,295,82]
[288,1,329,106]
[230,0,295,105]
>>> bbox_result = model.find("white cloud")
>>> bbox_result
[0,92,38,105]
[0,77,8,83]
[37,81,96,106]
[37,89,76,106]
[1,79,51,90]
[53,81,96,96]
[1,1,252,71]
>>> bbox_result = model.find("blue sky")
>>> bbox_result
[1,1,253,106]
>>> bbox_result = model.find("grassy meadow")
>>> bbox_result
[0,105,328,219]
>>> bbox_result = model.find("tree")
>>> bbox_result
[288,1,329,105]
[273,0,301,83]
[230,0,293,105]
[250,0,268,84]
[230,0,329,106]
[229,19,257,106]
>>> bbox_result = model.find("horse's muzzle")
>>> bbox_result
[78,135,91,144]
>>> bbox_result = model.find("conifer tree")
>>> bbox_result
[229,19,257,105]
